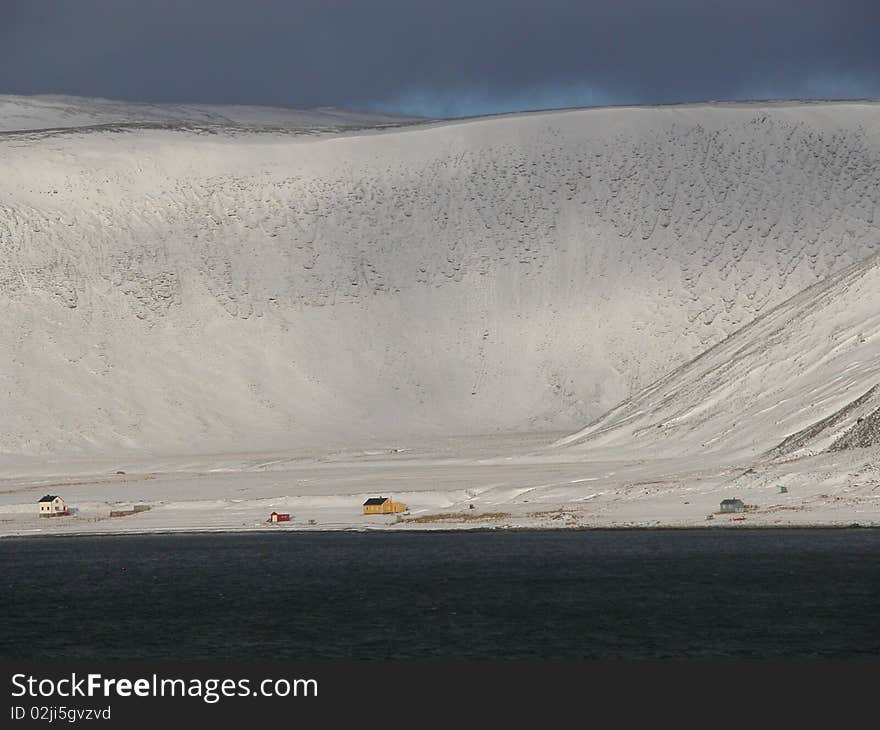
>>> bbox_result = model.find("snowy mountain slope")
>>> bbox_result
[2,97,880,456]
[0,94,421,133]
[555,251,880,461]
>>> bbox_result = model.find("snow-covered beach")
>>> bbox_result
[1,431,877,537]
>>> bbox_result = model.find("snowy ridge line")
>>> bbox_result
[4,94,880,139]
[0,119,427,141]
[555,250,880,459]
[0,94,425,134]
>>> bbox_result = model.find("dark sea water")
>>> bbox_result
[2,529,879,660]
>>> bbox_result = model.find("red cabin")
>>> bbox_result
[269,511,290,523]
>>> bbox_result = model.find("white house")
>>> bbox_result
[38,494,68,517]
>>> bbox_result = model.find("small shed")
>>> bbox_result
[38,494,68,517]
[269,512,291,523]
[720,498,745,513]
[363,497,407,515]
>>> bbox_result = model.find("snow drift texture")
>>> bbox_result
[1,96,879,456]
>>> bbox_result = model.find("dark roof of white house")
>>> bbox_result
[38,494,59,503]
[363,497,389,505]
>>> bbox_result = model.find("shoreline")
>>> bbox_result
[2,522,878,540]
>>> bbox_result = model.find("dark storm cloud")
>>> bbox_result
[2,0,878,117]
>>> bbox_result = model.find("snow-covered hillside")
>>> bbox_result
[555,251,880,461]
[2,95,880,456]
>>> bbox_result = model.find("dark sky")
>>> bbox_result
[2,0,878,117]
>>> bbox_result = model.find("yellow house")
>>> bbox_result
[363,497,407,515]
